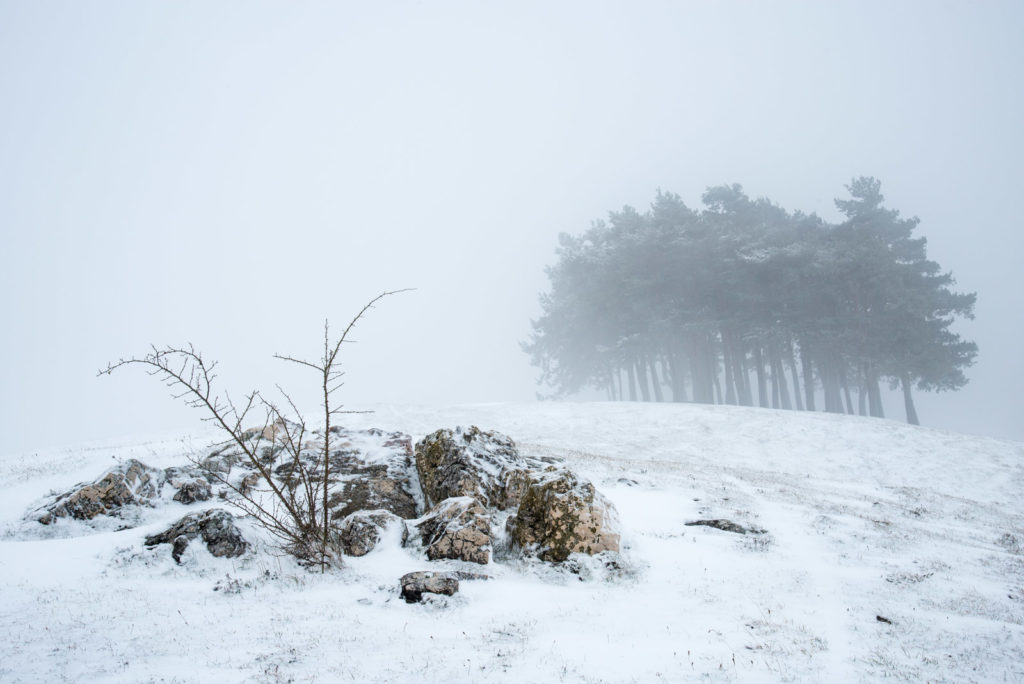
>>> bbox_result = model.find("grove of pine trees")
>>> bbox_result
[524,178,977,425]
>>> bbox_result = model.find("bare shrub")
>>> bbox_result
[99,290,409,571]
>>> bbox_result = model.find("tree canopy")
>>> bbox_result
[524,178,977,424]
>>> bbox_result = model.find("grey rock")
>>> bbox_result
[684,519,766,535]
[324,430,421,520]
[335,509,402,557]
[172,478,212,504]
[399,571,459,603]
[145,508,248,562]
[414,426,544,509]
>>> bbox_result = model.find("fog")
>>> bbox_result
[2,1,1022,456]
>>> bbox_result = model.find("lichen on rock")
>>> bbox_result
[414,426,545,510]
[506,467,621,563]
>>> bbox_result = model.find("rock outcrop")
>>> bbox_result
[27,422,622,581]
[506,467,620,562]
[145,508,248,562]
[35,459,164,524]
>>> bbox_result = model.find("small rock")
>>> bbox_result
[452,570,492,581]
[399,571,459,603]
[684,519,766,535]
[172,478,212,504]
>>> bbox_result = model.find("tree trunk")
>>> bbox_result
[771,346,792,410]
[735,343,753,406]
[822,357,843,414]
[722,333,737,405]
[800,344,816,411]
[753,346,769,408]
[840,367,854,415]
[865,365,885,418]
[627,363,637,401]
[668,347,687,402]
[857,364,867,416]
[635,357,651,402]
[784,338,803,411]
[649,355,665,403]
[770,354,781,409]
[690,338,713,404]
[902,374,920,425]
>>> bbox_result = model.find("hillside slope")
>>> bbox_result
[1,402,1022,682]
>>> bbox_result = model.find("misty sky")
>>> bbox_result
[2,1,1022,455]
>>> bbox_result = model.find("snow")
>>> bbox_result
[1,402,1022,682]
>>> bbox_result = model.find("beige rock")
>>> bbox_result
[414,426,543,509]
[411,497,491,565]
[507,468,620,562]
[37,459,162,523]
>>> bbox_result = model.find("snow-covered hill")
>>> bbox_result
[2,402,1022,683]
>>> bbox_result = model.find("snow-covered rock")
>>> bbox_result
[31,458,164,524]
[414,426,544,509]
[399,570,459,603]
[506,467,621,562]
[170,477,212,504]
[334,509,404,557]
[326,429,420,520]
[144,508,248,563]
[408,496,492,564]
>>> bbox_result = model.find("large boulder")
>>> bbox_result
[334,509,403,557]
[35,459,164,524]
[414,426,543,510]
[145,508,248,563]
[399,571,459,603]
[507,468,621,563]
[408,496,491,565]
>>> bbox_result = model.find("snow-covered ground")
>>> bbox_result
[1,402,1022,683]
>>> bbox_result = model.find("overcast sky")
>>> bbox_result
[2,0,1022,455]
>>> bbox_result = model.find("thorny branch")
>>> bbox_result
[98,290,411,571]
